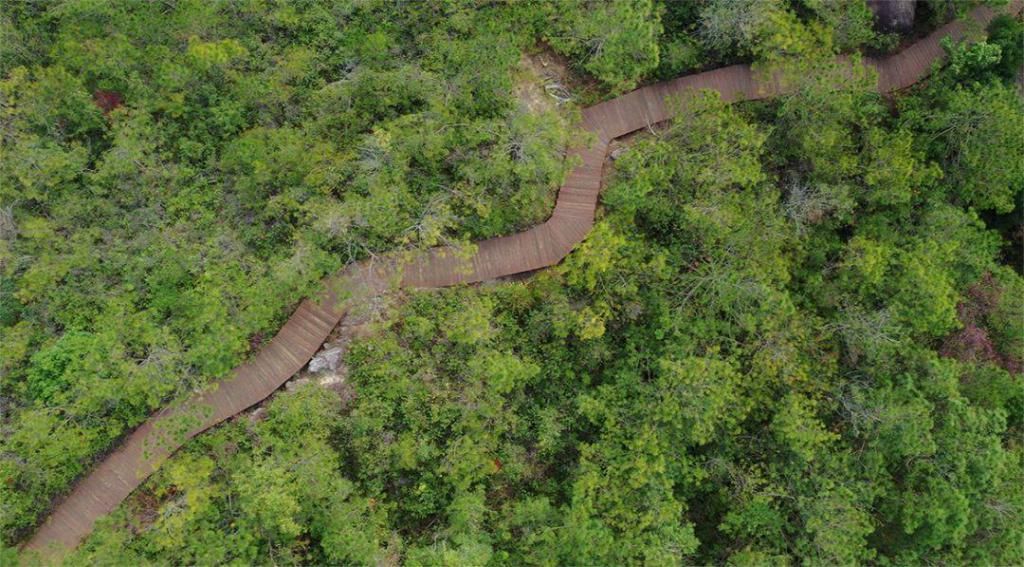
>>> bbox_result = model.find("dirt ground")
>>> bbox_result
[514,46,575,114]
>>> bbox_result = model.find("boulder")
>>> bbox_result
[308,346,343,373]
[867,0,916,33]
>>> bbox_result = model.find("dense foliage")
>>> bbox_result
[1,0,578,543]
[3,0,1022,565]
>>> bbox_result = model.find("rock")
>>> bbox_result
[867,0,916,33]
[249,407,268,422]
[609,147,626,161]
[308,346,343,373]
[319,372,357,406]
[317,371,344,386]
[285,377,311,391]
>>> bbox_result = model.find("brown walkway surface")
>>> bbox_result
[22,3,1015,558]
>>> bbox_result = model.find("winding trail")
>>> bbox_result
[23,3,1017,557]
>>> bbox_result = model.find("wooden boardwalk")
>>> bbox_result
[22,3,1015,557]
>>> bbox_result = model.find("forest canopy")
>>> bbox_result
[2,0,1023,565]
